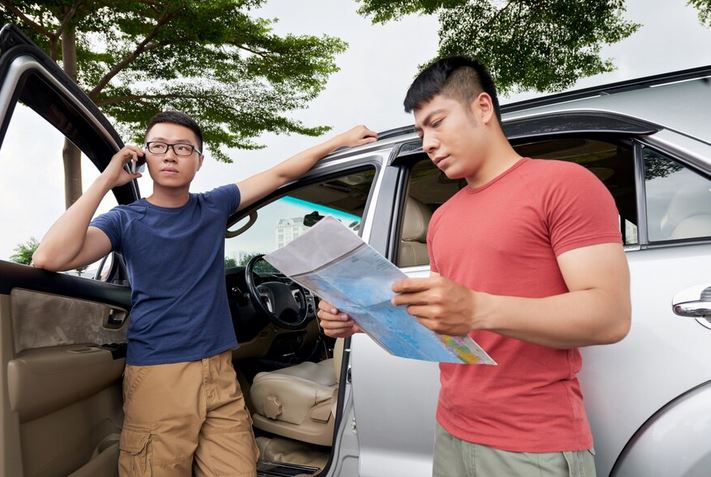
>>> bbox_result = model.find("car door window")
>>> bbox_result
[643,147,711,242]
[226,168,376,266]
[396,138,638,268]
[0,103,117,277]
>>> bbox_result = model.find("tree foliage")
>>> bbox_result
[0,1,347,205]
[10,237,39,265]
[0,0,346,155]
[689,0,711,26]
[238,252,275,274]
[357,0,639,94]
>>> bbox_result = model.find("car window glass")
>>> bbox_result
[0,103,117,277]
[397,138,638,268]
[398,160,461,267]
[514,138,638,246]
[643,147,711,242]
[225,168,376,269]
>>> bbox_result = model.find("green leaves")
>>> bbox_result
[10,237,39,265]
[689,0,711,26]
[357,0,639,94]
[1,0,346,160]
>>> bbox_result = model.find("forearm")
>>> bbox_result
[33,175,112,270]
[476,288,631,349]
[270,136,343,185]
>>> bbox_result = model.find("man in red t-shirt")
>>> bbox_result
[318,56,631,476]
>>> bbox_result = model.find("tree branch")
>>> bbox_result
[0,0,52,38]
[480,0,516,32]
[238,44,269,59]
[96,91,216,106]
[88,8,175,99]
[52,0,83,41]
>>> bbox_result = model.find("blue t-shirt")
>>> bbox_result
[91,184,240,365]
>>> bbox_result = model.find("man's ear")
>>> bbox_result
[197,154,205,170]
[469,92,495,125]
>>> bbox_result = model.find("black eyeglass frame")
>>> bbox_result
[145,141,202,156]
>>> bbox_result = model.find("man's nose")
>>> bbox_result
[422,133,438,155]
[163,147,178,161]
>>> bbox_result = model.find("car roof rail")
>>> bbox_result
[376,124,416,141]
[374,65,711,141]
[501,64,711,113]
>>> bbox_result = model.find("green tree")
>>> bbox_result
[0,1,346,208]
[357,0,639,94]
[689,0,711,26]
[10,237,39,265]
[238,252,274,274]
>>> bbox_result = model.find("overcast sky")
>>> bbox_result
[2,0,711,261]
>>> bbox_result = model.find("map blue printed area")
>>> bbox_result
[294,244,474,363]
[265,216,494,365]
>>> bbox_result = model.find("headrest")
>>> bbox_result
[402,197,431,242]
[660,180,711,236]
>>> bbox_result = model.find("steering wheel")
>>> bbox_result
[244,254,311,330]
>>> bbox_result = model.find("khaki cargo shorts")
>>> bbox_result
[118,350,259,477]
[433,423,595,477]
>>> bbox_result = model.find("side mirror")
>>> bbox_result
[303,211,325,227]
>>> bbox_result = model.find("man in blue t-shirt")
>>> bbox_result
[33,111,377,477]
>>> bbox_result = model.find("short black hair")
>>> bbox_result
[145,111,203,151]
[404,56,501,124]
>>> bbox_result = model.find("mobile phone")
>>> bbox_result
[129,155,146,174]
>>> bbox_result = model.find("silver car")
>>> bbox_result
[1,23,711,477]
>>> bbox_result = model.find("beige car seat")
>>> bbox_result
[397,197,432,267]
[659,182,711,240]
[250,339,344,446]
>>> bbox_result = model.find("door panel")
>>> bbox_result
[0,24,132,477]
[12,289,128,354]
[1,281,129,477]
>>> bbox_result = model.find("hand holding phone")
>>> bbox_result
[129,155,146,174]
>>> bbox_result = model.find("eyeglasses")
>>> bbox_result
[145,141,201,156]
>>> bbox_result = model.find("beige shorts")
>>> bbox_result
[118,350,259,477]
[433,423,595,477]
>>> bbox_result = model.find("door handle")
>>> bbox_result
[104,307,128,329]
[672,284,711,318]
[673,301,711,318]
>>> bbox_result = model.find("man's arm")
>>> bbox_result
[236,125,377,211]
[32,145,144,272]
[391,242,631,348]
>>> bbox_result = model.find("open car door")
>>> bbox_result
[0,24,136,477]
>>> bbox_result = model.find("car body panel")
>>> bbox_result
[505,76,711,145]
[611,381,711,477]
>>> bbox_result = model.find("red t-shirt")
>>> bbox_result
[428,157,621,452]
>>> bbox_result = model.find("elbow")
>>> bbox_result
[597,305,632,345]
[30,249,64,272]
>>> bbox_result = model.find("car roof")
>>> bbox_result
[503,74,711,145]
[357,64,711,153]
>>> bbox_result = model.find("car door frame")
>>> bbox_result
[225,145,394,477]
[0,23,135,477]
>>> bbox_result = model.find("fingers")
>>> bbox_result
[317,300,359,338]
[318,316,358,338]
[358,125,378,141]
[342,125,378,146]
[391,290,431,307]
[112,145,144,170]
[357,136,378,145]
[392,277,438,294]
